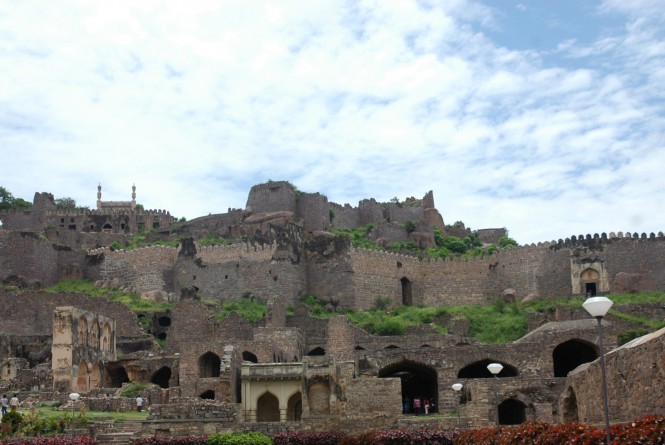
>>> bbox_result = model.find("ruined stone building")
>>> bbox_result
[0,181,663,434]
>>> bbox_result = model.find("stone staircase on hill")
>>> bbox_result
[96,421,144,445]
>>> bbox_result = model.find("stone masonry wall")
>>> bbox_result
[0,231,62,287]
[565,327,665,424]
[297,193,329,233]
[94,246,178,293]
[245,182,297,214]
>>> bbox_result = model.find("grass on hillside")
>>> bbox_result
[46,279,172,313]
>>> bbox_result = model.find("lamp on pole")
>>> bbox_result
[583,295,613,445]
[68,392,80,439]
[451,383,463,427]
[487,363,503,426]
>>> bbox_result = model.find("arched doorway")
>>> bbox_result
[553,339,598,377]
[107,366,129,387]
[90,363,102,389]
[401,277,412,306]
[457,359,518,378]
[199,352,221,377]
[76,359,89,392]
[581,268,599,296]
[561,387,579,423]
[78,317,88,346]
[287,392,302,421]
[499,398,526,425]
[151,366,172,388]
[243,351,258,363]
[257,392,280,422]
[379,361,438,414]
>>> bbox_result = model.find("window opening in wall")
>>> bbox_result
[243,351,258,363]
[158,316,171,327]
[68,224,76,230]
[401,277,412,306]
[498,399,526,425]
[102,223,113,233]
[585,282,597,296]
[199,352,221,378]
[200,390,215,400]
[307,347,325,356]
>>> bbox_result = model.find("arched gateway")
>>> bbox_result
[379,361,438,413]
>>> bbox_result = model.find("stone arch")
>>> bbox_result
[78,316,88,346]
[457,359,518,378]
[90,320,100,349]
[90,362,102,389]
[561,387,579,423]
[257,391,280,421]
[385,345,399,349]
[499,398,526,425]
[401,277,413,306]
[200,390,215,400]
[101,322,113,352]
[379,360,438,412]
[553,339,598,377]
[287,391,302,421]
[108,366,129,387]
[158,316,171,327]
[76,359,89,392]
[199,352,221,378]
[102,223,113,233]
[242,351,258,363]
[308,382,330,415]
[151,366,172,389]
[307,347,325,356]
[581,267,600,296]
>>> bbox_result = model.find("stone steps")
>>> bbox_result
[96,421,144,445]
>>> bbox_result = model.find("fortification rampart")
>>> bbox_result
[246,181,297,214]
[91,246,178,293]
[196,242,273,264]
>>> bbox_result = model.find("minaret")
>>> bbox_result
[131,184,136,209]
[97,184,102,210]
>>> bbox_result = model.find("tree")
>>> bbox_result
[0,187,32,211]
[55,197,76,210]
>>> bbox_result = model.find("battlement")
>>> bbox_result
[549,231,665,250]
[46,208,172,217]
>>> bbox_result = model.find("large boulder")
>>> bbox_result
[610,272,657,294]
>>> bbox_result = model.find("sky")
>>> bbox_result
[1,0,664,245]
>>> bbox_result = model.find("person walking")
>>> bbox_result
[136,395,143,412]
[9,394,19,411]
[1,395,8,417]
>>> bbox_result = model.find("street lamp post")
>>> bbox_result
[451,383,463,427]
[68,392,80,440]
[487,363,503,426]
[583,296,614,445]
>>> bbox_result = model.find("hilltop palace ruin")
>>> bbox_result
[0,181,663,435]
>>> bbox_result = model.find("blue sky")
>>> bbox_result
[1,0,664,244]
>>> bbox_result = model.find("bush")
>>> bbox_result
[1,411,23,434]
[208,432,272,445]
[374,429,456,444]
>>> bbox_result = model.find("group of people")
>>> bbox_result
[1,394,20,417]
[402,395,436,415]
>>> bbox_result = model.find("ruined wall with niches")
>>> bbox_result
[304,235,356,309]
[358,199,385,226]
[328,202,360,229]
[297,192,329,233]
[245,181,297,214]
[565,328,665,423]
[385,204,424,224]
[93,246,178,293]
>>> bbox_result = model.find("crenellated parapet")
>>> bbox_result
[548,231,665,250]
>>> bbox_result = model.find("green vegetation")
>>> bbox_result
[210,294,268,323]
[121,382,149,398]
[294,292,665,343]
[330,224,379,250]
[208,431,272,445]
[198,234,232,246]
[46,279,172,313]
[0,186,31,211]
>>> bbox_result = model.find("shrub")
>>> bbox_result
[1,411,23,434]
[374,428,456,444]
[208,432,272,445]
[121,382,149,398]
